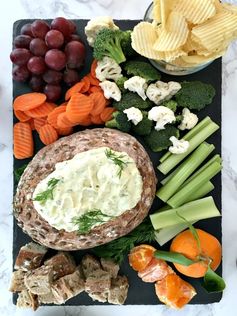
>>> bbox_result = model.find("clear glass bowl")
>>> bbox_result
[143,3,213,76]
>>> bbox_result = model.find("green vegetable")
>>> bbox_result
[158,118,219,174]
[120,30,137,57]
[167,161,222,208]
[144,126,179,152]
[154,250,197,266]
[132,112,153,136]
[72,209,114,234]
[183,181,214,203]
[105,148,129,178]
[124,60,161,82]
[175,81,216,111]
[162,100,178,112]
[14,164,28,183]
[115,76,128,93]
[34,178,60,204]
[112,92,153,111]
[150,196,221,230]
[93,28,126,64]
[93,218,155,263]
[105,111,131,132]
[203,264,226,293]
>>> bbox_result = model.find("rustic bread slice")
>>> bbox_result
[38,291,57,304]
[81,254,101,278]
[88,291,108,303]
[85,269,111,294]
[44,252,76,280]
[100,258,119,279]
[14,242,47,271]
[108,275,129,305]
[24,265,53,295]
[9,269,27,292]
[16,290,39,311]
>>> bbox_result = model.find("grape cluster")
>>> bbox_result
[11,18,86,102]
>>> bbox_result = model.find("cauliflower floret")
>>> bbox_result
[146,81,181,105]
[148,106,176,131]
[99,80,121,102]
[169,136,190,154]
[124,76,148,100]
[85,16,119,47]
[123,107,143,125]
[95,57,122,82]
[178,108,199,130]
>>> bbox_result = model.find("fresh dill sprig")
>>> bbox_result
[14,164,28,183]
[105,148,129,178]
[72,209,114,234]
[34,178,60,204]
[93,218,155,263]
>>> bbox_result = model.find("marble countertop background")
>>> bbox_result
[0,0,237,315]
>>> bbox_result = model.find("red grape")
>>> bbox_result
[10,48,32,66]
[66,34,81,43]
[65,41,85,69]
[45,49,66,71]
[30,38,48,56]
[68,20,77,34]
[31,20,50,39]
[45,30,64,49]
[43,69,63,84]
[14,35,32,48]
[51,17,71,37]
[27,56,46,75]
[63,69,80,86]
[29,76,44,92]
[12,65,30,82]
[44,84,62,102]
[20,23,33,37]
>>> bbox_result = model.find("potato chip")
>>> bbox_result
[153,11,189,51]
[191,10,237,52]
[173,0,216,24]
[151,48,187,62]
[160,0,176,27]
[181,48,227,64]
[152,0,161,22]
[131,22,161,60]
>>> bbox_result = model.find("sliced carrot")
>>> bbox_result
[34,117,47,133]
[100,107,115,122]
[88,73,100,86]
[90,59,97,78]
[29,118,35,130]
[59,102,68,107]
[81,75,91,93]
[77,115,92,126]
[14,93,46,111]
[89,86,103,94]
[47,105,67,128]
[65,82,85,101]
[56,126,73,136]
[14,109,31,122]
[57,112,75,128]
[90,114,104,125]
[39,124,58,145]
[25,102,56,118]
[90,92,107,116]
[66,93,94,123]
[14,122,33,159]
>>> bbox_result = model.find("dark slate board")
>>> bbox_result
[12,19,222,305]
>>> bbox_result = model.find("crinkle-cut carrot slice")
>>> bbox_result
[89,86,103,94]
[14,122,34,159]
[56,126,73,136]
[34,117,47,133]
[90,59,97,78]
[65,82,85,101]
[100,107,115,122]
[14,109,31,122]
[90,114,104,125]
[29,118,35,130]
[25,102,56,118]
[77,115,92,126]
[90,92,107,116]
[47,105,67,128]
[13,93,46,111]
[57,112,75,128]
[66,93,94,123]
[39,124,58,145]
[81,75,91,93]
[88,73,100,86]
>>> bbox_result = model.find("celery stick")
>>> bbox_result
[156,143,215,202]
[150,196,220,230]
[184,181,214,203]
[159,117,212,163]
[167,162,221,208]
[158,120,219,175]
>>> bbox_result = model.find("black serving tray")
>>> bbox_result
[12,19,222,305]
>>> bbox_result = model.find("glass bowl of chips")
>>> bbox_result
[141,1,235,76]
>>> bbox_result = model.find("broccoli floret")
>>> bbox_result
[132,112,153,136]
[113,92,153,111]
[175,114,183,124]
[115,76,128,93]
[121,30,137,57]
[161,100,178,112]
[124,60,161,82]
[175,81,216,111]
[93,29,126,64]
[144,126,180,152]
[105,111,131,132]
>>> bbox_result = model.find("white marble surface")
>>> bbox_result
[0,0,237,315]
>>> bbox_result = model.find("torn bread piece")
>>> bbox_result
[100,258,119,279]
[81,254,101,278]
[16,290,39,311]
[108,275,129,305]
[24,265,53,295]
[85,269,111,294]
[9,269,27,292]
[44,252,76,280]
